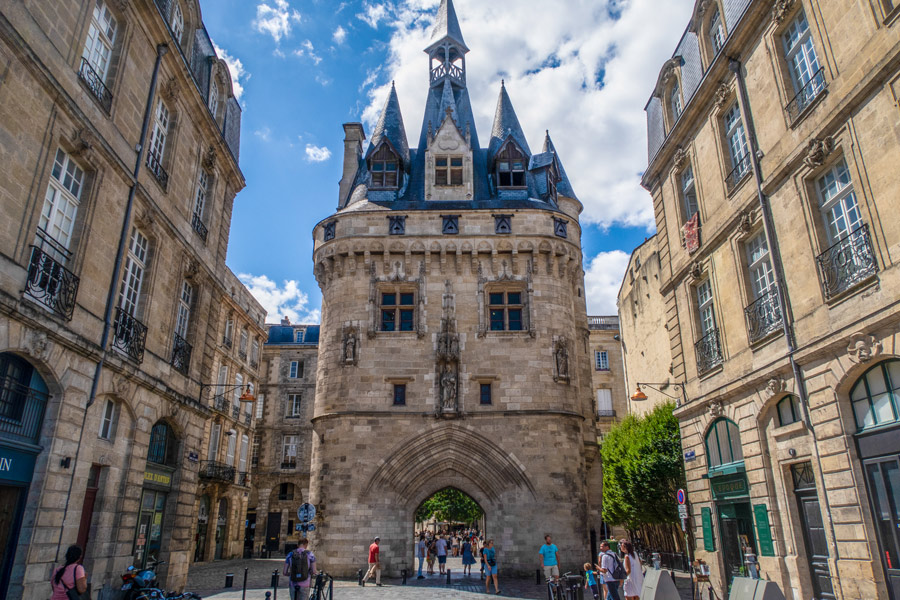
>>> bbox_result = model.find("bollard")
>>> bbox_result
[265,593,271,600]
[401,569,407,585]
[271,570,279,600]
[446,569,451,585]
[225,573,234,588]
[536,569,542,585]
[357,568,364,586]
[241,568,248,600]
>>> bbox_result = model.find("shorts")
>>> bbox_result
[438,555,447,564]
[543,565,560,580]
[485,564,498,575]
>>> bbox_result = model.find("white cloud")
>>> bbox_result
[584,250,631,315]
[254,0,301,43]
[293,40,322,65]
[254,126,271,142]
[357,2,388,28]
[237,273,321,324]
[212,43,249,101]
[360,0,694,229]
[305,144,332,162]
[333,25,348,45]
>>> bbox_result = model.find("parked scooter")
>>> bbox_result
[120,561,201,600]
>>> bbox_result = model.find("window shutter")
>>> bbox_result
[753,504,775,556]
[701,507,716,551]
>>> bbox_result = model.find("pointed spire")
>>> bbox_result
[366,83,410,167]
[438,78,459,126]
[541,130,578,201]
[488,81,531,164]
[429,0,468,51]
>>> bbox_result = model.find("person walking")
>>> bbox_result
[482,538,500,595]
[361,536,382,587]
[435,534,448,575]
[427,537,437,574]
[597,540,625,600]
[584,562,601,600]
[51,545,87,600]
[538,534,561,582]
[416,533,427,579]
[461,537,476,576]
[621,541,644,600]
[283,539,317,600]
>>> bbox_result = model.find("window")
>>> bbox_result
[278,482,295,501]
[746,233,775,300]
[239,329,249,357]
[170,0,185,44]
[380,290,415,332]
[681,165,698,221]
[82,0,118,82]
[148,99,170,167]
[244,384,254,419]
[670,82,683,123]
[435,156,463,186]
[709,8,726,54]
[393,384,407,406]
[595,351,609,371]
[99,398,117,440]
[233,373,243,406]
[207,422,220,460]
[480,383,492,405]
[250,339,260,365]
[817,159,862,245]
[225,431,236,466]
[286,394,302,418]
[782,10,823,111]
[289,361,302,379]
[147,422,177,466]
[193,171,208,223]
[208,79,219,118]
[175,281,192,339]
[238,434,249,473]
[39,149,84,260]
[696,280,716,337]
[724,103,750,183]
[442,216,459,235]
[389,216,406,235]
[295,329,305,344]
[118,228,148,316]
[282,436,298,467]
[370,145,399,189]
[596,389,613,417]
[705,418,743,469]
[850,360,900,430]
[255,394,265,420]
[777,395,801,427]
[224,318,234,345]
[553,218,568,239]
[488,290,524,332]
[495,144,526,188]
[494,215,512,234]
[251,432,261,467]
[216,364,228,387]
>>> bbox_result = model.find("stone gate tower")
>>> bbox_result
[309,0,602,575]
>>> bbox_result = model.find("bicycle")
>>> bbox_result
[547,571,581,600]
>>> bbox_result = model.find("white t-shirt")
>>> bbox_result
[600,551,620,581]
[435,539,448,556]
[416,540,426,558]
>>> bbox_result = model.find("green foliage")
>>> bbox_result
[415,488,484,524]
[601,402,686,529]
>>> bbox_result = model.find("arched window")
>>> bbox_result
[0,352,49,445]
[705,418,743,469]
[495,143,526,188]
[776,395,801,427]
[850,359,900,430]
[670,82,683,123]
[370,145,400,190]
[278,482,295,501]
[147,421,178,466]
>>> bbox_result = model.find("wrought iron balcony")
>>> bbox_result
[725,153,752,192]
[191,212,208,243]
[25,243,79,320]
[597,409,617,418]
[113,307,148,363]
[745,287,783,344]
[280,461,297,470]
[232,404,241,419]
[199,460,236,483]
[78,58,113,113]
[212,394,230,414]
[223,335,233,349]
[786,68,827,123]
[0,375,49,446]
[146,151,169,190]
[236,471,250,487]
[695,327,724,375]
[816,224,878,300]
[587,316,619,331]
[238,350,247,361]
[250,359,259,370]
[171,333,192,375]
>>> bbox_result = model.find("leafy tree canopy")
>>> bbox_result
[415,488,484,524]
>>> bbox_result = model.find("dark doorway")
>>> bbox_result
[718,502,756,586]
[0,486,26,598]
[244,511,256,558]
[864,456,900,600]
[792,463,835,599]
[214,498,228,560]
[76,465,102,553]
[194,496,210,562]
[266,512,282,552]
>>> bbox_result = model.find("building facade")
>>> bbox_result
[632,0,900,598]
[0,0,254,597]
[587,316,627,431]
[308,0,602,577]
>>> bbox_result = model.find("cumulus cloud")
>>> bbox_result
[360,0,694,229]
[238,273,321,324]
[293,39,322,65]
[583,250,631,315]
[212,43,249,101]
[357,2,388,28]
[305,144,332,162]
[333,25,348,45]
[253,0,301,43]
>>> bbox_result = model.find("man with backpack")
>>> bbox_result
[597,540,626,600]
[283,538,316,600]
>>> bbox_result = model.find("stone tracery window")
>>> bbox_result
[488,289,524,332]
[380,287,415,332]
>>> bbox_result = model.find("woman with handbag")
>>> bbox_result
[482,539,500,595]
[51,545,87,600]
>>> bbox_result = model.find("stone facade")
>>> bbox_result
[0,1,256,597]
[587,316,627,431]
[629,0,900,598]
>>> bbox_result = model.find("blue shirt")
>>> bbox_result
[482,547,496,563]
[586,570,597,586]
[539,544,559,566]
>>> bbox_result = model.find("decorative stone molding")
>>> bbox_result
[22,329,51,363]
[70,127,95,158]
[709,400,724,418]
[689,261,703,282]
[341,325,359,366]
[673,147,688,171]
[436,281,460,417]
[765,376,787,398]
[847,332,883,364]
[803,137,835,169]
[183,258,201,282]
[553,336,570,383]
[162,77,179,103]
[112,374,133,399]
[714,81,731,109]
[772,0,796,24]
[202,145,217,171]
[737,210,754,236]
[134,206,159,233]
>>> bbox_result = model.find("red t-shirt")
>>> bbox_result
[368,543,379,563]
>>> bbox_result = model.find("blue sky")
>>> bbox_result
[200,0,695,323]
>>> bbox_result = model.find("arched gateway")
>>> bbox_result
[307,0,603,577]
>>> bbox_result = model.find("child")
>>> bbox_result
[584,562,601,600]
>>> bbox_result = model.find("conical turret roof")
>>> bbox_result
[428,0,468,52]
[487,81,531,164]
[542,130,578,200]
[366,82,410,167]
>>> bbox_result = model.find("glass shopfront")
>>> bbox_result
[134,422,177,569]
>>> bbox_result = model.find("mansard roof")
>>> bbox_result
[366,82,411,168]
[488,82,532,165]
[427,0,468,53]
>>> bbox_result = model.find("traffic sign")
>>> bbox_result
[295,523,317,532]
[677,489,686,505]
[297,503,316,523]
[678,504,689,518]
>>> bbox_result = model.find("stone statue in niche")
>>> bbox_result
[342,327,358,365]
[440,366,458,411]
[554,338,569,383]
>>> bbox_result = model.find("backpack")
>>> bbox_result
[290,549,310,583]
[606,551,627,580]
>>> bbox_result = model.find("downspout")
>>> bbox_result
[55,43,169,561]
[729,58,844,598]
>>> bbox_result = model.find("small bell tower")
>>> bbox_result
[425,0,468,88]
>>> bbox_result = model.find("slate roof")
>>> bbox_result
[366,82,411,168]
[428,0,468,52]
[542,131,578,201]
[487,81,533,165]
[266,325,320,345]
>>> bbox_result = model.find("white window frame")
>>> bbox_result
[82,0,118,81]
[782,10,820,96]
[289,361,300,379]
[225,430,236,466]
[216,364,228,387]
[681,165,698,221]
[817,159,862,245]
[286,394,302,418]
[238,434,249,472]
[208,422,221,460]
[193,170,209,222]
[295,329,305,344]
[170,0,185,44]
[98,398,117,440]
[224,318,234,343]
[208,78,219,118]
[118,228,148,316]
[250,339,260,365]
[244,383,254,417]
[746,232,776,300]
[255,393,265,420]
[670,82,682,123]
[696,279,716,336]
[595,351,609,371]
[709,8,725,54]
[724,103,749,175]
[239,329,249,355]
[175,281,192,339]
[282,435,298,464]
[148,99,170,165]
[39,149,84,259]
[233,373,243,406]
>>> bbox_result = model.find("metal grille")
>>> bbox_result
[171,333,192,375]
[113,307,148,363]
[816,224,878,299]
[146,151,169,190]
[0,376,48,446]
[791,462,816,491]
[213,394,230,414]
[744,286,783,343]
[191,212,208,242]
[725,152,752,192]
[25,245,80,320]
[199,460,235,483]
[78,58,113,112]
[695,327,724,374]
[786,67,826,123]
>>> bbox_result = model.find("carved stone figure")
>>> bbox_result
[709,400,724,418]
[804,137,835,169]
[440,367,458,410]
[765,376,786,398]
[673,147,687,171]
[343,329,357,364]
[847,332,883,364]
[554,339,569,382]
[714,81,731,109]
[772,0,796,24]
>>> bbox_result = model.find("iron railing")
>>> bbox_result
[786,67,827,123]
[587,316,619,330]
[25,244,79,320]
[725,152,752,192]
[191,212,208,243]
[695,327,724,375]
[146,151,169,190]
[199,460,235,483]
[171,333,192,375]
[597,409,617,418]
[430,62,464,84]
[223,335,233,348]
[281,461,297,470]
[113,307,148,363]
[250,359,259,370]
[816,224,878,300]
[236,471,250,487]
[212,394,230,414]
[745,286,783,343]
[0,376,49,446]
[238,350,247,361]
[232,404,241,419]
[78,58,113,113]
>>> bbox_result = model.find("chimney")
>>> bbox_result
[339,123,366,207]
[281,316,291,326]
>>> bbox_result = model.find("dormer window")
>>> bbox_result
[495,144,526,188]
[670,82,683,123]
[370,145,399,190]
[435,156,463,186]
[709,8,726,55]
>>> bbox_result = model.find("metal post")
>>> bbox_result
[271,570,279,600]
[401,569,407,585]
[241,568,248,600]
[536,569,542,585]
[446,568,451,585]
[357,568,363,586]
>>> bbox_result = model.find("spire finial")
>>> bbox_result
[501,79,505,87]
[391,80,396,88]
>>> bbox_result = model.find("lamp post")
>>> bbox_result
[198,383,257,405]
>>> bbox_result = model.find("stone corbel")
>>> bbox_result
[764,376,787,398]
[737,209,754,237]
[847,332,883,364]
[772,0,796,25]
[202,145,217,171]
[70,127,96,159]
[714,81,731,110]
[689,261,703,282]
[162,77,179,104]
[803,137,835,169]
[22,329,52,363]
[709,400,724,418]
[673,147,688,171]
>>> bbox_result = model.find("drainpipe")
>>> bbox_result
[729,58,844,598]
[55,43,169,561]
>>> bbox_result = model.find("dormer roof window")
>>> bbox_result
[496,143,526,188]
[435,156,463,186]
[370,144,400,190]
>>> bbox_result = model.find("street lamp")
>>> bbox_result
[630,382,687,408]
[198,383,257,404]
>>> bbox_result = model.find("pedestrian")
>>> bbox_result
[597,540,625,600]
[435,534,448,574]
[452,535,460,557]
[361,536,382,587]
[482,538,500,595]
[283,539,316,600]
[427,537,437,574]
[621,541,643,600]
[461,536,476,576]
[584,562,601,600]
[51,545,87,600]
[538,534,561,582]
[416,533,427,579]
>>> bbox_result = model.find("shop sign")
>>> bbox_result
[143,467,173,489]
[0,445,38,484]
[711,475,749,500]
[753,504,775,557]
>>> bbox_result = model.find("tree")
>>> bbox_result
[415,488,484,524]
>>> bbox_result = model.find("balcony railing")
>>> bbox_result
[816,224,878,300]
[597,409,617,418]
[212,394,230,414]
[281,461,297,470]
[250,359,259,370]
[171,333,192,375]
[199,460,235,483]
[113,307,148,363]
[25,244,79,320]
[786,68,827,123]
[587,316,619,331]
[695,327,724,375]
[0,376,49,446]
[191,212,208,243]
[244,413,252,426]
[430,62,464,85]
[232,404,241,419]
[745,287,783,344]
[238,350,247,361]
[725,153,752,192]
[78,58,113,113]
[236,472,250,487]
[223,336,233,349]
[146,151,169,190]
